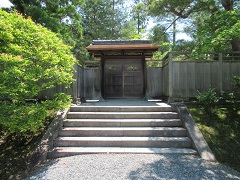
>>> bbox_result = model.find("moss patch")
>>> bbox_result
[188,104,240,172]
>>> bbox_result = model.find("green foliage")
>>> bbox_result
[196,76,240,115]
[131,1,149,34]
[232,75,240,89]
[148,0,240,53]
[193,10,240,54]
[80,0,140,47]
[149,24,170,45]
[0,93,71,140]
[229,75,240,106]
[0,9,76,102]
[196,88,220,118]
[173,40,195,53]
[8,0,83,60]
[196,88,219,105]
[0,9,75,152]
[8,0,148,60]
[0,93,71,179]
[188,105,240,172]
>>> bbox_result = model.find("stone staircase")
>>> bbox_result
[48,105,197,158]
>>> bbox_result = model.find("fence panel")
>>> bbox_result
[187,62,196,97]
[146,67,162,98]
[170,60,240,99]
[162,64,169,97]
[222,61,240,92]
[83,68,101,99]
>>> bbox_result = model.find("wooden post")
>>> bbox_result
[73,64,78,103]
[168,52,173,102]
[219,53,223,92]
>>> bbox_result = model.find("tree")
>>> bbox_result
[9,0,83,59]
[8,0,146,59]
[80,0,141,57]
[149,24,169,45]
[131,0,149,34]
[147,0,240,53]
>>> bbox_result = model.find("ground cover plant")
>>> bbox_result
[188,104,240,172]
[189,77,240,172]
[0,9,75,179]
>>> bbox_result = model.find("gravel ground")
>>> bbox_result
[26,154,240,180]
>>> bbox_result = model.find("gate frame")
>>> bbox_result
[86,40,159,100]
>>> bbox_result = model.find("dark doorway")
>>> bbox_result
[104,59,144,98]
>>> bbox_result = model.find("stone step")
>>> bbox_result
[48,103,198,159]
[70,106,175,112]
[67,112,179,119]
[63,119,183,127]
[59,127,187,137]
[48,147,198,158]
[54,137,192,148]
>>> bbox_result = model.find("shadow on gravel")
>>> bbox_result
[128,155,240,180]
[26,159,59,180]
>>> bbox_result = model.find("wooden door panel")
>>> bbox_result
[105,75,122,85]
[104,59,143,98]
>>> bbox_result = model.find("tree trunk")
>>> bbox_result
[231,38,240,60]
[221,0,233,11]
[231,38,240,51]
[173,15,176,47]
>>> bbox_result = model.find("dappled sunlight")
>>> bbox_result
[128,155,239,180]
[188,104,240,171]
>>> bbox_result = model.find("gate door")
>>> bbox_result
[104,59,144,98]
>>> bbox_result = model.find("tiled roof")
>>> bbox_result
[92,40,152,45]
[86,40,159,51]
[86,44,159,51]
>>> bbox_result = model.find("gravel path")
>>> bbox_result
[26,154,240,180]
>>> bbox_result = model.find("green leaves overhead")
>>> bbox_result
[147,0,240,53]
[194,7,240,54]
[9,0,83,59]
[8,0,145,59]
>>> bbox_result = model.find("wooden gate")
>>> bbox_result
[104,59,144,98]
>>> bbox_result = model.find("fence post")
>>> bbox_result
[168,52,173,102]
[72,64,78,103]
[219,53,223,92]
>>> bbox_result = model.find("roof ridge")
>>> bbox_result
[92,40,151,45]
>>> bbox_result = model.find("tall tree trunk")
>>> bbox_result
[221,0,233,11]
[173,15,176,48]
[138,13,140,34]
[231,38,240,60]
[231,38,240,51]
[112,0,115,38]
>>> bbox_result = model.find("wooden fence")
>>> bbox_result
[38,52,240,101]
[38,63,101,100]
[161,52,240,101]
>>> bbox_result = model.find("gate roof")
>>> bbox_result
[86,40,159,60]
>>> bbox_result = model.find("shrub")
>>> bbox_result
[0,10,76,142]
[196,88,220,106]
[0,93,71,142]
[232,75,240,88]
[196,88,220,123]
[0,9,76,102]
